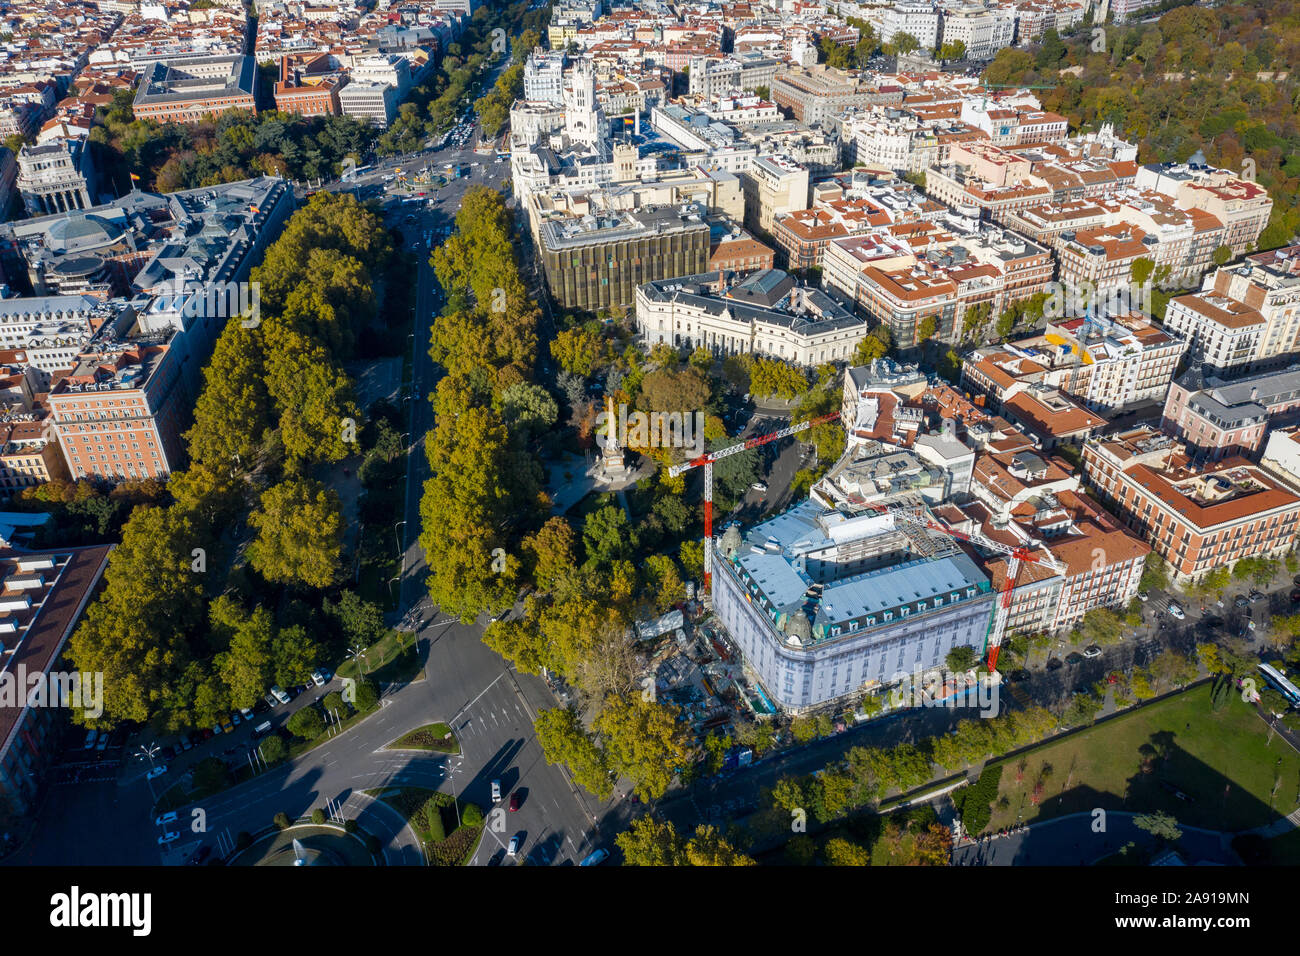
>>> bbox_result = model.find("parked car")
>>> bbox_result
[506,835,520,857]
[1065,652,1084,665]
[146,765,168,780]
[270,686,291,705]
[579,848,609,866]
[155,811,178,826]
[96,734,111,751]
[157,831,179,846]
[1046,657,1064,671]
[311,668,330,687]
[1234,595,1250,608]
[1008,669,1030,683]
[750,481,768,493]
[179,737,193,752]
[1137,591,1149,602]
[509,791,521,812]
[230,712,241,726]
[200,727,214,741]
[1250,590,1266,603]
[82,729,98,750]
[491,780,502,803]
[240,707,254,721]
[1082,645,1103,659]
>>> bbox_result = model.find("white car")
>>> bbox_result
[1167,604,1185,620]
[1082,645,1103,659]
[491,780,502,803]
[311,668,330,687]
[157,831,179,846]
[146,765,168,780]
[751,481,768,493]
[506,835,520,857]
[271,686,291,705]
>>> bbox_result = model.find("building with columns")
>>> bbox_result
[16,139,95,217]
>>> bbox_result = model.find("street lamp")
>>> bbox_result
[134,741,160,768]
[348,644,367,678]
[445,759,463,830]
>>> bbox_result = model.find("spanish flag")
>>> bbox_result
[250,205,260,213]
[129,172,140,182]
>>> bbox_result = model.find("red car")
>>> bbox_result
[508,791,521,812]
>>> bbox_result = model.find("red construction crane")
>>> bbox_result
[841,498,1064,672]
[670,411,841,590]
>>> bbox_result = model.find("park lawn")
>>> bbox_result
[984,687,1300,833]
[386,722,459,753]
[337,629,423,683]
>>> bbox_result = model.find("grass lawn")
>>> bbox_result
[337,629,424,684]
[386,722,459,753]
[983,687,1300,834]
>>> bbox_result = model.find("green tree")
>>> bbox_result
[260,735,287,764]
[852,326,892,364]
[583,505,635,569]
[617,816,686,865]
[824,836,873,865]
[248,478,344,588]
[596,695,693,801]
[682,824,756,865]
[1129,257,1156,287]
[946,645,979,671]
[287,706,324,740]
[185,322,269,469]
[354,679,379,712]
[535,706,613,799]
[271,624,319,687]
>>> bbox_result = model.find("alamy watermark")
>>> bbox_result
[160,276,261,329]
[595,403,706,456]
[0,665,103,718]
[1041,279,1154,321]
[887,668,1000,718]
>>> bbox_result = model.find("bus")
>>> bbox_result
[1258,663,1300,706]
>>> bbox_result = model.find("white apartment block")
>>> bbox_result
[882,2,941,49]
[1162,246,1300,376]
[939,4,1016,60]
[524,49,567,105]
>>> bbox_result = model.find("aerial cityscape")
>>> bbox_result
[0,0,1291,906]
